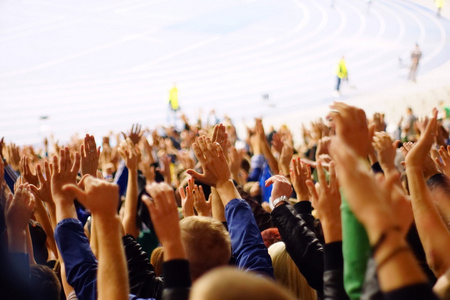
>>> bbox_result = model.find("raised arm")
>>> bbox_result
[332,138,435,299]
[404,108,450,277]
[187,136,273,277]
[80,134,100,177]
[64,176,128,300]
[118,138,140,238]
[142,182,191,299]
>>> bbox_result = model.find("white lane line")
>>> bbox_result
[0,27,162,79]
[114,0,168,14]
[119,0,311,74]
[0,19,83,43]
[126,36,220,72]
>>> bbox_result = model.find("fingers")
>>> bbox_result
[316,160,327,188]
[185,169,205,182]
[72,152,81,175]
[178,186,186,199]
[265,175,290,187]
[44,161,51,179]
[192,143,206,164]
[305,180,318,205]
[36,164,45,185]
[51,155,58,175]
[142,194,155,212]
[62,184,87,204]
[77,174,90,190]
[329,161,337,190]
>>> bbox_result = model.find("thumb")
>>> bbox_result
[62,184,87,205]
[265,176,276,187]
[186,169,205,181]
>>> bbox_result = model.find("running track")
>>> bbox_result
[1,0,450,144]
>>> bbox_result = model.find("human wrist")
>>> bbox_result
[215,179,234,190]
[8,229,27,252]
[162,239,186,261]
[321,220,342,243]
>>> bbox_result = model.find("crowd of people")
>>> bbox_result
[0,101,449,300]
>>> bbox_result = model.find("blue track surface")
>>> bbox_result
[1,0,450,144]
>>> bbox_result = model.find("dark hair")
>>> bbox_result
[29,264,61,300]
[427,173,450,195]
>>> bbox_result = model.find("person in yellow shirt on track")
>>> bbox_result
[335,56,348,95]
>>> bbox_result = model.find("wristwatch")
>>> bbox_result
[272,195,289,207]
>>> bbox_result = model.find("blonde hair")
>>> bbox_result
[190,266,296,300]
[180,216,231,281]
[268,242,317,300]
[150,247,164,277]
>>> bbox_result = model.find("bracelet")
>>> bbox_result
[376,245,410,270]
[371,226,401,255]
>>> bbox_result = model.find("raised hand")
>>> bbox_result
[306,160,341,242]
[140,137,155,165]
[279,141,293,177]
[265,175,293,206]
[179,178,195,217]
[80,134,100,177]
[122,123,143,145]
[6,143,21,171]
[158,154,172,184]
[6,184,35,231]
[315,137,332,162]
[142,182,185,260]
[178,150,195,170]
[271,132,283,154]
[373,132,400,173]
[20,155,39,186]
[404,142,439,179]
[432,145,450,177]
[228,146,244,185]
[187,136,230,187]
[51,147,81,206]
[330,102,370,158]
[118,138,139,171]
[193,184,211,217]
[290,157,311,201]
[140,161,156,184]
[63,176,118,217]
[30,162,53,204]
[212,123,229,157]
[5,184,35,252]
[331,139,398,243]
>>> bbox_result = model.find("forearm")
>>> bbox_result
[95,215,129,300]
[54,218,98,300]
[34,200,58,258]
[261,141,279,175]
[211,187,226,222]
[271,203,324,292]
[215,180,241,207]
[8,228,27,253]
[123,169,139,238]
[406,167,450,276]
[341,196,371,300]
[225,198,274,278]
[372,232,427,292]
[55,197,77,223]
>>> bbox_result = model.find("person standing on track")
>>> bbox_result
[335,56,348,96]
[168,83,180,126]
[436,0,444,17]
[408,43,422,82]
